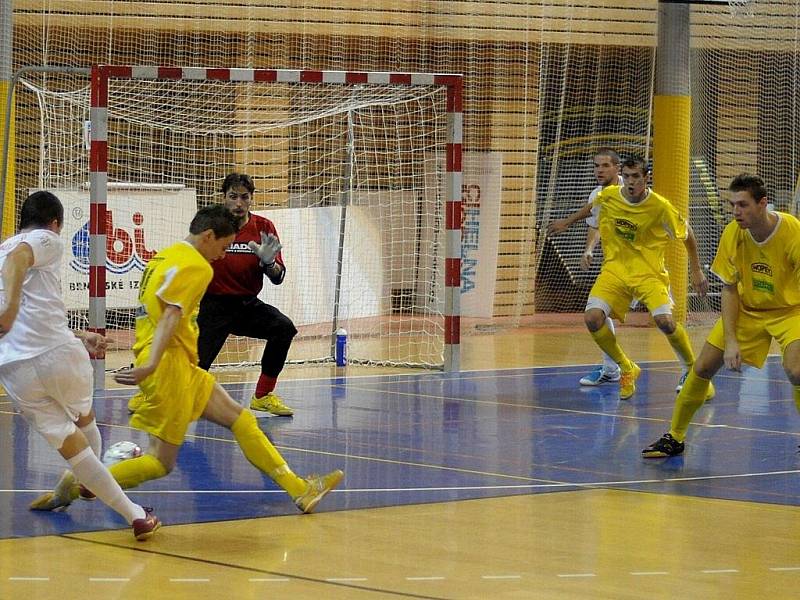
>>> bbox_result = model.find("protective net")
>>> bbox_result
[5,2,800,359]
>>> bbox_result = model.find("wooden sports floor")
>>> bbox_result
[2,324,800,600]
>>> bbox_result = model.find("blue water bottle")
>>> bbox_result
[335,328,347,366]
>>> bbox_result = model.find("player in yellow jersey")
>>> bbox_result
[31,205,343,513]
[643,173,800,457]
[548,156,709,400]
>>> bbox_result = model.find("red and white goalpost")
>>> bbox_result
[88,65,462,387]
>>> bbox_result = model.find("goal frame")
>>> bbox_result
[88,64,463,387]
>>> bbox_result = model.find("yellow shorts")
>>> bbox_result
[588,269,672,322]
[129,346,216,446]
[707,305,800,369]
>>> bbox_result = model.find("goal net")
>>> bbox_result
[15,66,462,379]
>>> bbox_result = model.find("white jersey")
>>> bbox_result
[585,175,624,228]
[0,229,75,365]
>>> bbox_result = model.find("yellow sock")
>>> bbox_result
[231,409,306,497]
[666,324,696,367]
[794,386,800,413]
[669,370,711,442]
[590,323,632,371]
[109,454,168,489]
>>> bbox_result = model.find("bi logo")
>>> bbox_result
[70,211,156,274]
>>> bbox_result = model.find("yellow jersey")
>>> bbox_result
[711,211,800,311]
[133,240,213,364]
[593,185,687,284]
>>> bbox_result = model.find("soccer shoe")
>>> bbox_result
[250,392,294,416]
[29,472,79,512]
[579,366,621,386]
[293,469,344,514]
[132,507,161,541]
[618,362,641,400]
[642,433,685,458]
[78,484,96,501]
[676,372,716,401]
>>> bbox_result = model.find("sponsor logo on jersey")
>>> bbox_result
[614,218,637,242]
[225,242,257,254]
[751,262,773,277]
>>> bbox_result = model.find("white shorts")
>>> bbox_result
[0,339,93,448]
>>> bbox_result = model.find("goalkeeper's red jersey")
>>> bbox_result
[206,213,285,296]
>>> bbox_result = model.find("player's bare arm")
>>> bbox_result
[0,242,34,336]
[547,203,593,236]
[114,304,182,385]
[683,224,708,296]
[581,226,600,270]
[720,283,742,371]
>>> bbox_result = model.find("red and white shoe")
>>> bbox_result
[132,507,161,541]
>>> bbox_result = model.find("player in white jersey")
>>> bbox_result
[0,191,160,540]
[548,149,625,386]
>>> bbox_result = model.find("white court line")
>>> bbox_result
[701,569,739,574]
[630,571,669,576]
[770,567,800,571]
[8,577,50,581]
[325,577,368,582]
[6,466,800,497]
[481,575,522,580]
[557,573,596,578]
[406,576,446,581]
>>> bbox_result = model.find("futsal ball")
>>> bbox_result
[102,441,143,466]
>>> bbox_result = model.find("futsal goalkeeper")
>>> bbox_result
[643,174,800,457]
[547,155,710,400]
[196,173,297,416]
[32,204,343,514]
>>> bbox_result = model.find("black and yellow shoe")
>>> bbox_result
[642,433,685,458]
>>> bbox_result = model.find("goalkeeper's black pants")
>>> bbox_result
[197,294,297,375]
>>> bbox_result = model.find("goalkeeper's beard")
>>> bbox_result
[233,211,249,228]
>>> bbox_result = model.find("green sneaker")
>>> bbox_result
[29,471,80,511]
[250,392,294,416]
[293,469,344,514]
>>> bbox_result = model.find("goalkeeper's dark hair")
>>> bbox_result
[621,155,649,175]
[595,148,621,165]
[189,205,239,237]
[729,173,767,202]
[19,190,64,230]
[221,173,255,195]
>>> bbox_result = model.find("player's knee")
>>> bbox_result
[584,310,605,332]
[784,363,800,386]
[277,315,298,340]
[654,315,676,334]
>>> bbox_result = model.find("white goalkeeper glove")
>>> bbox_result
[247,232,282,266]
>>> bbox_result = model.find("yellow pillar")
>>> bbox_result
[0,80,14,238]
[652,94,690,323]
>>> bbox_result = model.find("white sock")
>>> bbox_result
[79,421,103,458]
[601,317,620,373]
[68,447,146,524]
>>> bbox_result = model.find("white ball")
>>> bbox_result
[102,441,143,466]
